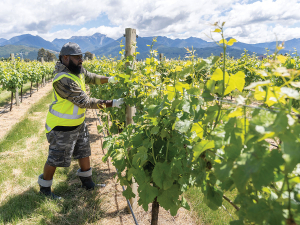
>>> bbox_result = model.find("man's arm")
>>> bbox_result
[53,77,112,109]
[83,68,109,85]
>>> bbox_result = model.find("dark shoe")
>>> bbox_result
[79,176,96,190]
[37,173,62,200]
[39,185,62,200]
[77,168,106,190]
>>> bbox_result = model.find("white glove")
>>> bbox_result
[112,98,124,108]
[108,76,118,84]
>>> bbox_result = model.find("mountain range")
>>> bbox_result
[0,33,295,61]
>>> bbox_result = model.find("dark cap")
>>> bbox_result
[60,42,83,56]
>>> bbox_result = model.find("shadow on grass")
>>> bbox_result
[0,164,118,225]
[0,187,44,224]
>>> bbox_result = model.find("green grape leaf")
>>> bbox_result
[166,85,176,101]
[215,161,233,181]
[227,38,237,46]
[204,183,223,210]
[187,87,201,95]
[224,71,245,95]
[175,82,190,93]
[123,186,136,199]
[170,159,184,178]
[228,108,244,118]
[147,104,164,117]
[157,184,181,216]
[246,200,269,223]
[206,79,216,93]
[281,132,300,173]
[225,144,242,160]
[152,162,174,190]
[129,167,150,184]
[221,178,234,191]
[211,68,229,82]
[193,140,215,161]
[181,196,190,210]
[195,60,207,71]
[138,182,159,211]
[232,165,251,192]
[131,132,143,148]
[132,146,148,167]
[191,122,204,139]
[151,126,160,134]
[219,39,228,45]
[230,220,244,225]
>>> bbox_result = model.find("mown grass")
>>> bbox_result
[0,91,104,225]
[185,188,238,224]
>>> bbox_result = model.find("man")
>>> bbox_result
[38,42,124,199]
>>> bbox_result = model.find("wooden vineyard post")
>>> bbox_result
[159,53,164,61]
[11,53,20,108]
[30,82,33,97]
[41,57,45,87]
[125,27,138,213]
[15,87,20,106]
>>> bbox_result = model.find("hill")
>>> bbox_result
[1,34,59,51]
[0,45,40,60]
[52,33,115,52]
[0,33,294,60]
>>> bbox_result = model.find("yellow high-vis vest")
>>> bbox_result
[45,72,86,133]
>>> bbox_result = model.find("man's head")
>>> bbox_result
[59,42,83,75]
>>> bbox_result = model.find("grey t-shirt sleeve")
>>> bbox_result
[53,77,112,109]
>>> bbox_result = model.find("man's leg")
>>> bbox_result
[43,163,57,180]
[74,123,96,190]
[77,156,95,190]
[78,156,90,172]
[38,163,61,199]
[38,128,67,200]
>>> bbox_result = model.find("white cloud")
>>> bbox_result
[0,0,300,44]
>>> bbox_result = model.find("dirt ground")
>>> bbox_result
[0,82,198,224]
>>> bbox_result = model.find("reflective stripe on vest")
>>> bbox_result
[45,123,52,132]
[49,88,84,119]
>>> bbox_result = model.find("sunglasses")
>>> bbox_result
[69,55,83,60]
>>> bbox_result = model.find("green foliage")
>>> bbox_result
[37,48,57,62]
[89,25,300,224]
[0,59,55,92]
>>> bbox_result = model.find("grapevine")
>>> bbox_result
[87,24,300,224]
[0,58,55,110]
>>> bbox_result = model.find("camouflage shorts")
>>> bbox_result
[46,122,91,167]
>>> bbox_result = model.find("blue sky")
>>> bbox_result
[0,0,300,44]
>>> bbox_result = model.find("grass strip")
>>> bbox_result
[0,91,52,153]
[184,187,238,224]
